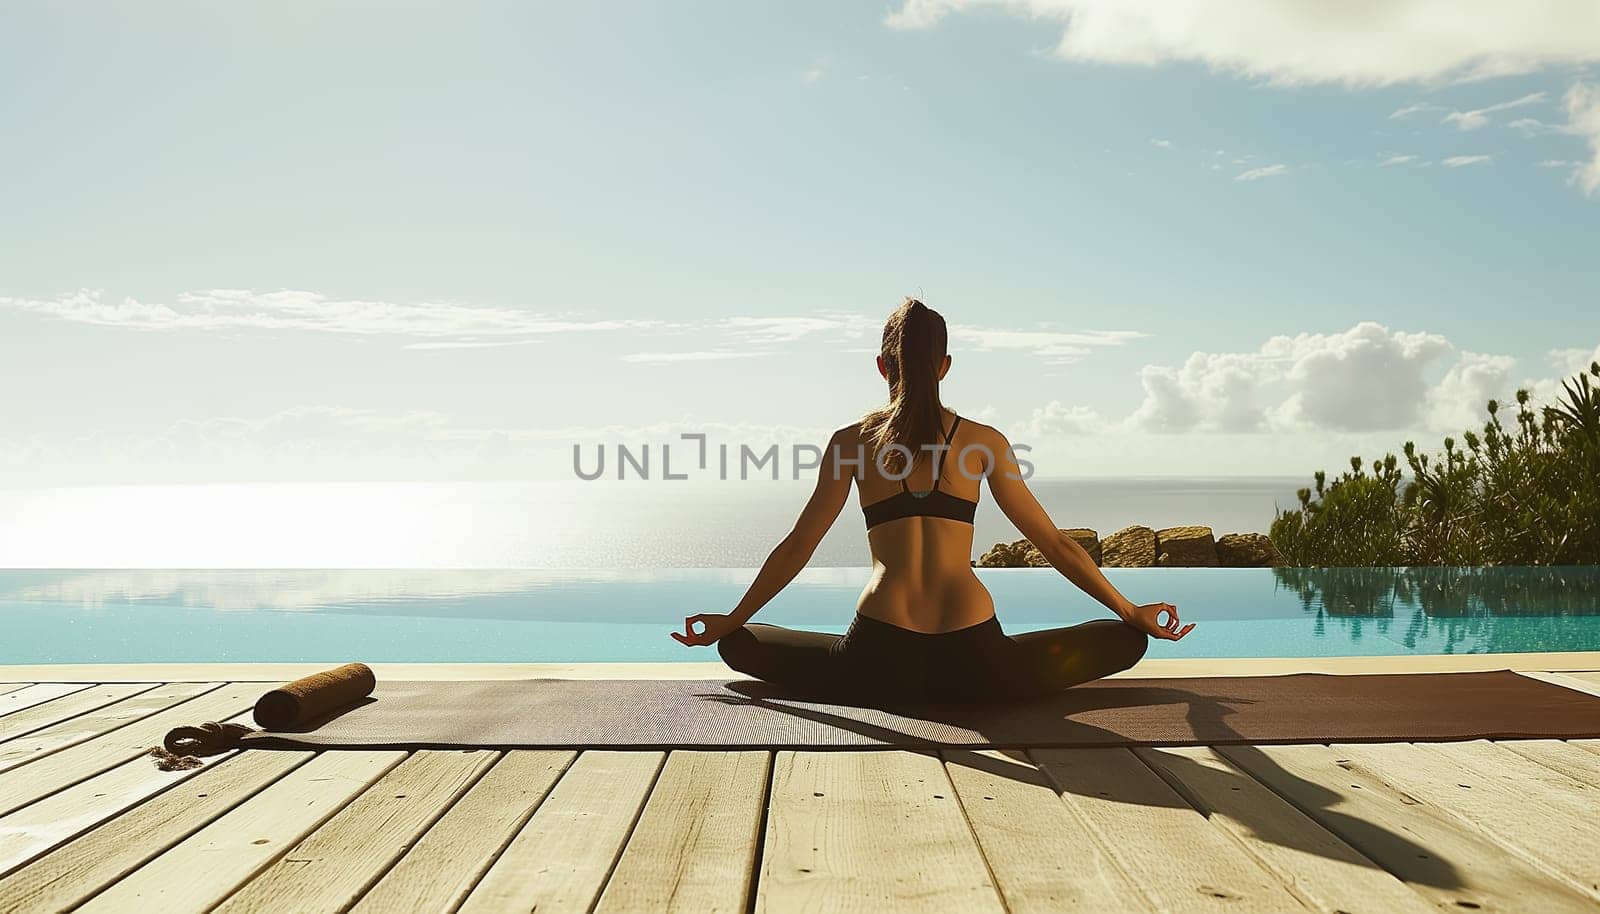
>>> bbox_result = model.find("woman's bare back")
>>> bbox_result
[849,411,997,633]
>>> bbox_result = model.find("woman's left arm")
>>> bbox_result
[672,429,855,646]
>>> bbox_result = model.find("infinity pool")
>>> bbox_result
[3,567,1599,663]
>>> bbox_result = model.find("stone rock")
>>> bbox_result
[1060,528,1101,565]
[1018,542,1050,567]
[976,540,1044,567]
[975,541,1023,567]
[1101,525,1157,567]
[976,530,1100,568]
[979,526,1260,568]
[1216,532,1282,567]
[1156,525,1218,567]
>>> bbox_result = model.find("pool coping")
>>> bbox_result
[4,651,1600,682]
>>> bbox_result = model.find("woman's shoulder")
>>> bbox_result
[828,422,866,448]
[951,414,1005,445]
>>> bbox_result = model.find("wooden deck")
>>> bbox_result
[2,668,1600,913]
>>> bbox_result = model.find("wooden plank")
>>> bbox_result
[0,684,30,696]
[757,750,1003,914]
[0,710,256,876]
[349,750,575,914]
[0,683,93,718]
[0,682,159,743]
[1135,746,1435,914]
[0,681,221,776]
[1335,741,1600,898]
[0,750,311,913]
[0,682,252,816]
[1499,739,1600,787]
[1218,742,1600,913]
[1429,739,1595,804]
[1033,748,1309,913]
[1568,671,1600,688]
[942,749,1146,914]
[1521,670,1600,699]
[76,750,404,913]
[595,751,770,914]
[213,750,498,914]
[457,751,663,914]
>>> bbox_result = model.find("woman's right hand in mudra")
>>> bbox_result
[670,612,741,647]
[1123,602,1195,641]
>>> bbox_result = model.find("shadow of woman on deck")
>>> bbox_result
[696,677,1464,893]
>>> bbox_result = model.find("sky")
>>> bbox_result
[2,0,1599,487]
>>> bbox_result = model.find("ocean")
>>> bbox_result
[0,477,1304,568]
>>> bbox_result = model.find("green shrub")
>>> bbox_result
[1272,362,1600,566]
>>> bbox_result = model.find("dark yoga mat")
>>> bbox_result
[238,671,1600,750]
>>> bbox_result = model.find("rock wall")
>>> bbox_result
[1101,525,1156,567]
[974,525,1281,568]
[1156,525,1217,568]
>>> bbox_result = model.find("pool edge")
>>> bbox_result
[4,651,1599,682]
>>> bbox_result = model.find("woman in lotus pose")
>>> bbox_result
[671,299,1192,702]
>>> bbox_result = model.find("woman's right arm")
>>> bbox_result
[982,427,1193,641]
[670,426,855,647]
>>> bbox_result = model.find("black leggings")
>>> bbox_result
[717,613,1148,703]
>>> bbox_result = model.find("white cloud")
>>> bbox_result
[1128,351,1267,433]
[1150,138,1173,148]
[1390,102,1442,120]
[949,325,1145,364]
[1552,343,1600,375]
[884,1,1600,86]
[1510,345,1600,416]
[1027,334,1597,457]
[720,314,879,344]
[1565,81,1600,195]
[1234,163,1289,181]
[1425,351,1516,431]
[1507,117,1564,136]
[1380,154,1419,166]
[1127,322,1459,434]
[1538,159,1573,167]
[803,59,828,85]
[1443,112,1491,131]
[1012,401,1106,437]
[621,350,772,364]
[3,292,1147,368]
[1270,325,1454,431]
[0,289,658,341]
[1441,91,1546,130]
[720,313,1144,364]
[882,4,1600,200]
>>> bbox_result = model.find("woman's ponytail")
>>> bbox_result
[861,299,948,474]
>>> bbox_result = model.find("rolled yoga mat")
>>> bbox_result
[237,670,1600,750]
[155,662,378,767]
[253,661,376,729]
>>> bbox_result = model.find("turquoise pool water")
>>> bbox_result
[3,567,1599,663]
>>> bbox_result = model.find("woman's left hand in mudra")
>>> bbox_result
[671,612,741,647]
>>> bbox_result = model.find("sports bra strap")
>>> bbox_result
[886,415,963,494]
[931,415,961,491]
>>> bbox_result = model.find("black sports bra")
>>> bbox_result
[861,416,979,530]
